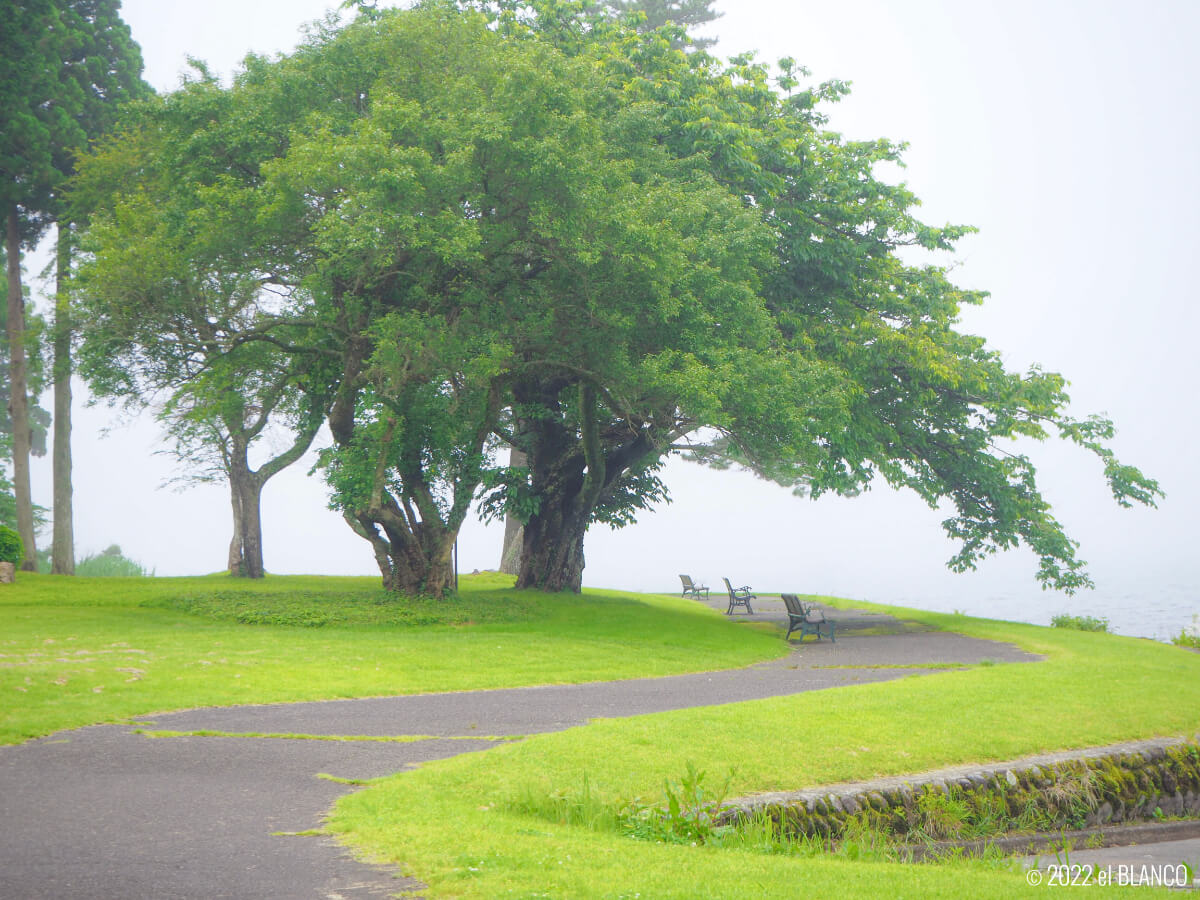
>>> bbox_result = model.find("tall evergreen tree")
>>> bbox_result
[1,1,55,569]
[50,0,149,575]
[604,0,721,48]
[0,246,50,532]
[0,0,148,572]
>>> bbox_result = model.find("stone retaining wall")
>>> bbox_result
[721,737,1200,842]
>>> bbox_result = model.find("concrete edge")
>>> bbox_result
[906,819,1200,861]
[727,736,1199,813]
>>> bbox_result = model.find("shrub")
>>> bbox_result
[1174,615,1200,650]
[75,545,153,577]
[1050,614,1109,632]
[0,526,23,565]
[624,763,735,845]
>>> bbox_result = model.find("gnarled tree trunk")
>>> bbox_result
[514,383,603,593]
[345,501,459,596]
[512,380,669,593]
[516,500,589,592]
[326,342,465,598]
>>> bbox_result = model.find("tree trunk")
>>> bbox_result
[227,440,265,578]
[51,225,74,574]
[227,484,245,576]
[377,519,457,597]
[515,502,588,592]
[513,383,609,593]
[5,206,36,571]
[349,511,458,596]
[498,447,526,574]
[326,329,467,598]
[510,383,667,593]
[236,473,265,579]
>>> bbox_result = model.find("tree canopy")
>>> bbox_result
[73,63,331,578]
[1,0,148,571]
[468,1,1162,592]
[74,0,1161,596]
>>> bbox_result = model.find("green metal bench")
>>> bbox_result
[679,574,709,599]
[722,577,755,615]
[782,593,835,642]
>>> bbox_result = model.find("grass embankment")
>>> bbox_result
[0,572,784,745]
[328,596,1200,898]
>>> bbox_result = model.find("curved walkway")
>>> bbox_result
[0,603,1036,899]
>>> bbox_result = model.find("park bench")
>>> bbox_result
[781,593,835,642]
[679,574,709,599]
[722,577,755,615]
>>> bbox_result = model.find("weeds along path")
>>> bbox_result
[0,606,1036,900]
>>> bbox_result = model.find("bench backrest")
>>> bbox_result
[680,574,695,589]
[781,593,807,616]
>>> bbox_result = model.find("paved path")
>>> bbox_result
[0,601,1042,899]
[1024,836,1200,890]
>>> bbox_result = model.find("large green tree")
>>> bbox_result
[473,2,1161,593]
[76,0,1160,599]
[283,6,768,595]
[0,0,147,572]
[495,0,722,573]
[74,69,330,578]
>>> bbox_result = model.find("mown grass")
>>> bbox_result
[0,572,785,745]
[327,597,1200,898]
[7,575,1196,896]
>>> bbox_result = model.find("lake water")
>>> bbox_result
[880,582,1199,643]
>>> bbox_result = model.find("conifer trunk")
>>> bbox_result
[5,206,36,571]
[51,226,74,574]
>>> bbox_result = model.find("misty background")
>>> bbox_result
[23,0,1200,639]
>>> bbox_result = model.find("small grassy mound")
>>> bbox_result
[144,578,547,628]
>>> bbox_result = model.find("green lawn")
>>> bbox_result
[5,574,1196,897]
[0,572,784,745]
[327,598,1200,898]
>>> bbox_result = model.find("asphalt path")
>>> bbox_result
[0,602,1050,899]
